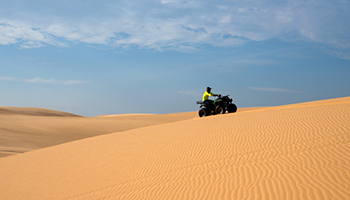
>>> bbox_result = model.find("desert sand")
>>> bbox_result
[0,97,349,199]
[0,108,198,158]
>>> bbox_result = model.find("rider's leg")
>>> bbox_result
[204,100,213,113]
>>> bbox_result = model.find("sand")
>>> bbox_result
[0,109,198,158]
[0,97,349,199]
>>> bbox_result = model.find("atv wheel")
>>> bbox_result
[198,108,207,117]
[216,105,226,114]
[227,104,237,113]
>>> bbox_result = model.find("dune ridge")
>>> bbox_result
[0,97,349,199]
[0,109,198,158]
[0,106,81,117]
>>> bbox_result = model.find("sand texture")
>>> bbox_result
[0,109,198,158]
[0,97,349,199]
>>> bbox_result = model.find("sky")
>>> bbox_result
[1,0,350,116]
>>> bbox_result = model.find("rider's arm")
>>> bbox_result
[210,92,220,97]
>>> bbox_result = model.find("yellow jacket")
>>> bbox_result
[202,91,216,102]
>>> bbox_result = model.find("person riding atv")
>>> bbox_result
[196,87,237,117]
[202,87,221,114]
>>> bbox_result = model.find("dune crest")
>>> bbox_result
[0,97,349,199]
[0,106,81,117]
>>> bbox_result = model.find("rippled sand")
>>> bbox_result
[0,97,349,199]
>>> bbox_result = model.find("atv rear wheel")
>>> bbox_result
[215,105,226,114]
[198,108,207,117]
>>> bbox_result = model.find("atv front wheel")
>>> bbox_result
[227,104,237,113]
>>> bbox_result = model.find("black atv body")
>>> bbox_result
[196,95,237,117]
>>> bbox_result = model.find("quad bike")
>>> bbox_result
[196,95,237,117]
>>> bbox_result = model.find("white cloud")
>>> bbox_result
[0,0,349,55]
[0,76,85,85]
[0,76,15,81]
[0,20,67,48]
[326,49,350,60]
[25,77,86,85]
[247,87,302,93]
[233,59,281,66]
[160,0,178,4]
[25,77,58,84]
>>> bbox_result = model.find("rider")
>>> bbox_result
[202,87,221,113]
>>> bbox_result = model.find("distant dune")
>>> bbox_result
[0,97,349,199]
[0,106,81,117]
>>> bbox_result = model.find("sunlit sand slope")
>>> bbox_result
[0,107,256,158]
[0,97,349,199]
[0,109,198,157]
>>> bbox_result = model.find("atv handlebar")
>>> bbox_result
[196,95,232,104]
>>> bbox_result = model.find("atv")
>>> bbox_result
[196,95,237,117]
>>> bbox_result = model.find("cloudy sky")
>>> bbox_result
[1,0,349,116]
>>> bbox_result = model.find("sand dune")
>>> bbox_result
[0,107,199,158]
[0,106,81,117]
[0,97,349,199]
[0,107,257,158]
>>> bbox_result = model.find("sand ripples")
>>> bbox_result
[0,97,349,199]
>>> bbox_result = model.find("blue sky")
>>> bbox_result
[1,0,349,116]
